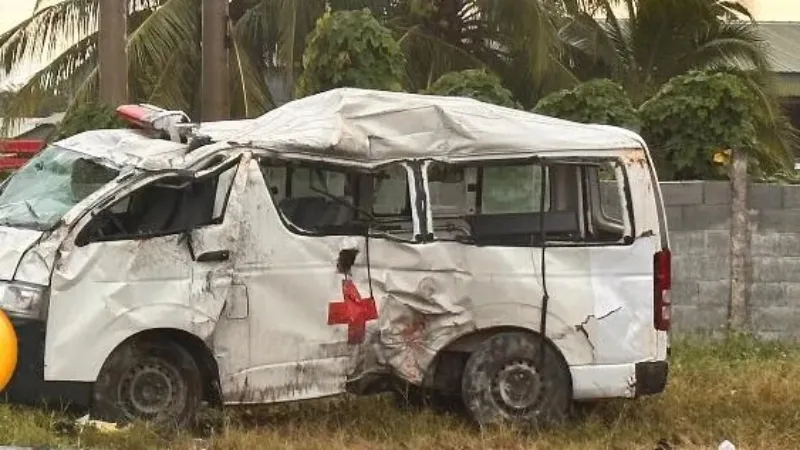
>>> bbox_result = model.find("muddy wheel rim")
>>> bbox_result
[491,360,543,414]
[119,360,184,420]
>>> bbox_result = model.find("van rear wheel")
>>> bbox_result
[461,332,570,429]
[92,339,202,429]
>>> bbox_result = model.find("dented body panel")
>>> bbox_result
[0,88,670,414]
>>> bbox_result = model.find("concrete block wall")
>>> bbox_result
[662,181,800,340]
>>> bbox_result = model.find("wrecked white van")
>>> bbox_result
[0,88,670,428]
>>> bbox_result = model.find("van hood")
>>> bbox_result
[0,226,44,281]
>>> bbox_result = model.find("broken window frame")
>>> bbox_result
[255,155,425,243]
[560,157,637,246]
[74,155,242,247]
[420,157,636,247]
[583,160,629,238]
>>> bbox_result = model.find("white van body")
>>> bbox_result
[0,88,670,426]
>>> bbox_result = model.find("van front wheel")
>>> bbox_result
[93,339,202,428]
[461,332,570,429]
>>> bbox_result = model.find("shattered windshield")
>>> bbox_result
[0,145,119,230]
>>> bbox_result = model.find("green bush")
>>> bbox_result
[532,79,640,131]
[639,71,758,180]
[296,8,405,97]
[423,69,517,108]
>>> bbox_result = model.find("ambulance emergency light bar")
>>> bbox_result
[116,104,195,143]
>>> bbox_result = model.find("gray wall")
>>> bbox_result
[664,181,800,339]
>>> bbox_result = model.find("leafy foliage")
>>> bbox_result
[0,0,272,123]
[639,71,761,180]
[559,0,769,103]
[296,9,405,97]
[388,0,570,107]
[533,79,640,131]
[756,170,800,185]
[1,0,796,182]
[423,69,517,108]
[0,87,67,117]
[53,102,126,140]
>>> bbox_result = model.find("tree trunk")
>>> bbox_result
[202,0,230,121]
[728,148,750,332]
[98,0,128,107]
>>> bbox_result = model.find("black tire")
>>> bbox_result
[92,339,203,429]
[461,332,571,429]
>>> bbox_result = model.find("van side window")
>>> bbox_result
[584,161,628,243]
[428,161,567,246]
[76,166,236,246]
[481,165,550,214]
[258,160,415,240]
[428,160,632,246]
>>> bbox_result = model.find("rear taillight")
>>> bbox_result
[654,249,672,331]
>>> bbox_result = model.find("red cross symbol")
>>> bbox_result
[328,279,378,344]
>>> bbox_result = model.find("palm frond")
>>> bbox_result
[235,0,279,66]
[229,19,274,118]
[393,23,488,91]
[142,39,199,113]
[1,33,96,136]
[0,0,98,75]
[481,0,561,81]
[717,0,754,21]
[713,67,798,171]
[62,66,100,125]
[685,21,770,74]
[127,0,200,90]
[275,0,327,85]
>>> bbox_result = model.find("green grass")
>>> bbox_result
[1,335,799,450]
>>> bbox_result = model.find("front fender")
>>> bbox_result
[44,302,218,382]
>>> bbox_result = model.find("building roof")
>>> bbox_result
[196,88,646,167]
[759,22,800,74]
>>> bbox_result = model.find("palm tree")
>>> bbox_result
[0,0,273,123]
[383,0,574,107]
[191,0,574,107]
[559,0,795,169]
[559,0,770,102]
[233,0,395,102]
[0,0,572,123]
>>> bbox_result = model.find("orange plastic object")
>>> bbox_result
[0,309,18,392]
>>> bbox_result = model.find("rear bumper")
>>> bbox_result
[634,360,669,397]
[1,315,91,412]
[571,360,669,400]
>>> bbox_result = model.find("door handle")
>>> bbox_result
[196,250,230,262]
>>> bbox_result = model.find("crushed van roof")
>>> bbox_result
[54,129,187,168]
[199,88,646,165]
